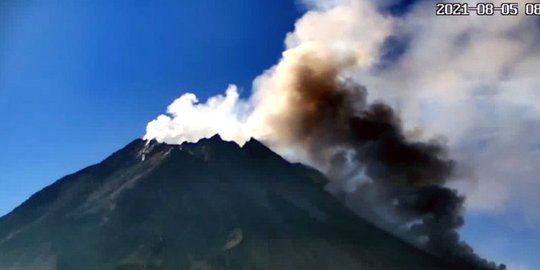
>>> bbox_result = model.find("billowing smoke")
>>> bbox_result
[144,85,251,145]
[144,0,540,268]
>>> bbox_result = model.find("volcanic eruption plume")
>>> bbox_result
[144,0,513,268]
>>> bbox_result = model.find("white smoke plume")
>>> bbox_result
[145,0,540,266]
[145,0,392,164]
[144,85,251,145]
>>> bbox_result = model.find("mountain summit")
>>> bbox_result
[0,136,487,270]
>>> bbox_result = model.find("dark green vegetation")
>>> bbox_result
[0,136,487,269]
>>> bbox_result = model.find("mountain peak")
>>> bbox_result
[242,137,279,160]
[0,137,489,270]
[201,133,224,143]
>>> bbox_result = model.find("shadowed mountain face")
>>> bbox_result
[0,136,485,270]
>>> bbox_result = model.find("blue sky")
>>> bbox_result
[0,1,538,269]
[0,0,299,214]
[461,213,540,270]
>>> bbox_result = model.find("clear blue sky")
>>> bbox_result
[0,1,537,269]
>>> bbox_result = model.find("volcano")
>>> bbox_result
[0,135,490,270]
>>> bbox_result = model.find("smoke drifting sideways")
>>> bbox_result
[144,1,508,269]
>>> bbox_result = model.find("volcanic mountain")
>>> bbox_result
[0,135,489,270]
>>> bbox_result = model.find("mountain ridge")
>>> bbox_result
[0,136,489,270]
